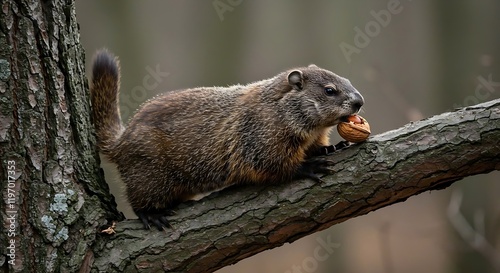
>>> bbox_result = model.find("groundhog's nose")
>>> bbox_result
[352,92,364,112]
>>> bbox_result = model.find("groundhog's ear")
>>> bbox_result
[288,70,304,90]
[308,64,319,69]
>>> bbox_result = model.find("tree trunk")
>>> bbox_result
[1,1,499,273]
[0,1,121,272]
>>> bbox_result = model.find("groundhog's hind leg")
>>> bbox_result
[122,172,178,230]
[135,208,175,231]
[133,191,196,230]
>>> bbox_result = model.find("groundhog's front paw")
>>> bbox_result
[315,141,352,156]
[135,209,175,231]
[333,140,351,151]
[294,157,334,183]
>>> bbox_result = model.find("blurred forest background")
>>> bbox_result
[76,1,500,273]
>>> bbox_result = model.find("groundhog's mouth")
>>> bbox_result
[339,115,351,123]
[329,115,350,127]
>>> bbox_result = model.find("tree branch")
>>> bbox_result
[91,99,500,273]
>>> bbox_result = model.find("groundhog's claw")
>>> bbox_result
[314,141,352,156]
[333,141,351,151]
[136,210,173,231]
[295,157,334,182]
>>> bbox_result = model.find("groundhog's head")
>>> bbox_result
[284,64,364,128]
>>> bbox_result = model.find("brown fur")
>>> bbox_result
[90,50,364,229]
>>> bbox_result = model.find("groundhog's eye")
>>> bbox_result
[324,86,337,96]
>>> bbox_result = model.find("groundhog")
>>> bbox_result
[90,49,364,230]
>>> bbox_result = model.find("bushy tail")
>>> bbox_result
[90,49,124,156]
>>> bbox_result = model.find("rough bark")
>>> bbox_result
[89,99,500,273]
[0,1,121,273]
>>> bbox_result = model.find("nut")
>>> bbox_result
[337,114,371,143]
